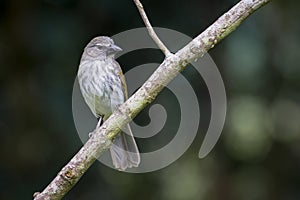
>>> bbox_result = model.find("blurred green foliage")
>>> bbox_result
[0,0,300,199]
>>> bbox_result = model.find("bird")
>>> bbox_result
[77,36,140,171]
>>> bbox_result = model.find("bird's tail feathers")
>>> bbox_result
[110,124,140,171]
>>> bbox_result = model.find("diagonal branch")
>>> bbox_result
[33,0,270,199]
[133,0,172,56]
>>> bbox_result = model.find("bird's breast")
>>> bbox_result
[78,60,125,117]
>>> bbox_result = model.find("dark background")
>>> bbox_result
[1,0,300,199]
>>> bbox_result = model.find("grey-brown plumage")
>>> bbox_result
[78,36,140,170]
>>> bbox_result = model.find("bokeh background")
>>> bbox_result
[1,0,300,199]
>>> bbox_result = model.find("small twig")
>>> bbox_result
[133,0,172,57]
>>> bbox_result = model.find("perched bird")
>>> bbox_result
[77,36,140,171]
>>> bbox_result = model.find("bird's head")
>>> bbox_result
[84,36,122,59]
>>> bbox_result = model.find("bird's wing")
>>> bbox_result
[114,61,128,100]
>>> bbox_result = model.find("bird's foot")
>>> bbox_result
[96,115,104,129]
[88,132,93,138]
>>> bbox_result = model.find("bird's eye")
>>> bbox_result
[95,42,111,48]
[92,44,103,50]
[105,42,111,47]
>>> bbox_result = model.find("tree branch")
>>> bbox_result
[133,0,172,56]
[33,0,270,199]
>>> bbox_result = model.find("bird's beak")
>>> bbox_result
[110,44,122,52]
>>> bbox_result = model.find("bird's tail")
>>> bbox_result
[110,124,140,171]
